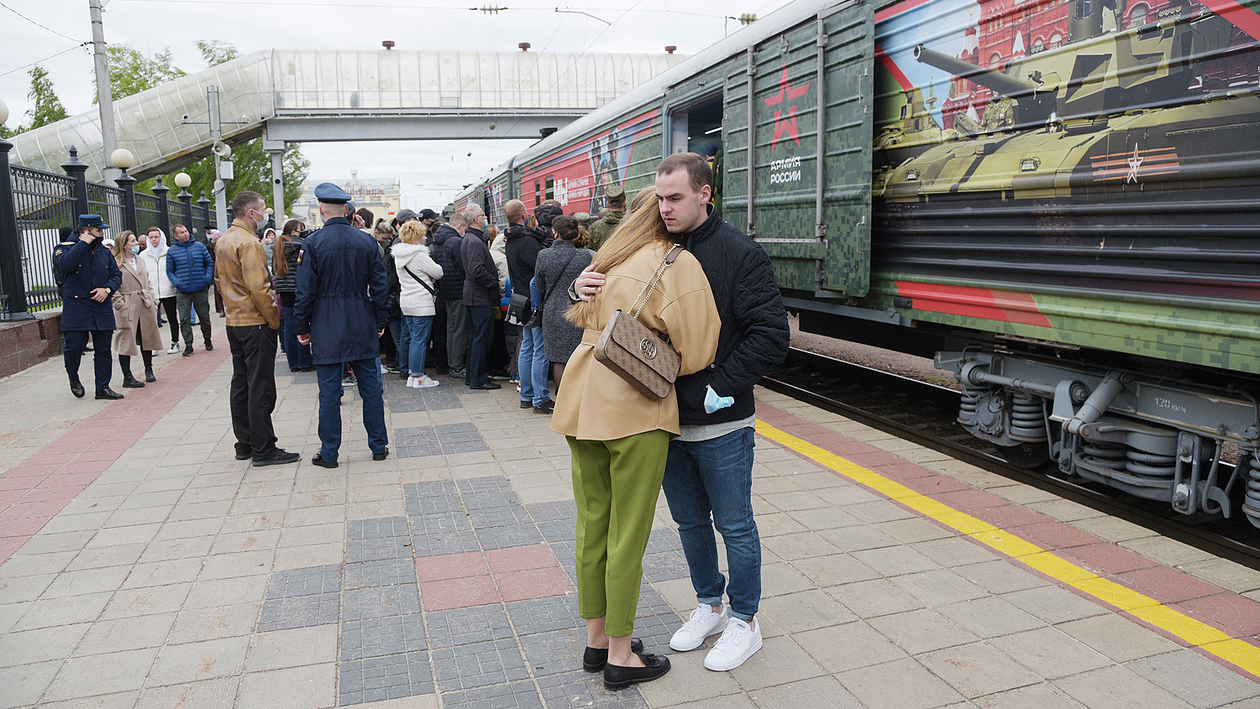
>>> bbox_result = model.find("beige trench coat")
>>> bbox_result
[112,257,161,357]
[551,241,720,441]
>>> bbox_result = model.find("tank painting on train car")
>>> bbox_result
[519,109,658,214]
[871,0,1260,200]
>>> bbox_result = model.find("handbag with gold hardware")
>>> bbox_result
[592,245,683,400]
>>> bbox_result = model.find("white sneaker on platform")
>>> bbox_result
[406,376,419,388]
[417,375,440,389]
[670,604,729,652]
[704,617,762,671]
[167,343,181,354]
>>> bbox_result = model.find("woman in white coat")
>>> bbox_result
[392,220,444,389]
[139,227,180,353]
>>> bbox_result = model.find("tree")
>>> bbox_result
[1,65,69,137]
[95,44,185,102]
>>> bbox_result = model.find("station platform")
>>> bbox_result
[2,347,1260,709]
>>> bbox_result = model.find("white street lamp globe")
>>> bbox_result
[0,99,8,127]
[111,148,136,170]
[174,172,192,189]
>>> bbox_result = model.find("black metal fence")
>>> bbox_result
[0,143,214,319]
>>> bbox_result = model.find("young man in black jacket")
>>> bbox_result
[431,213,468,378]
[575,153,789,671]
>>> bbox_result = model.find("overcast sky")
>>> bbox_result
[1,0,794,211]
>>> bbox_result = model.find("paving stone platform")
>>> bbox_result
[2,346,1260,708]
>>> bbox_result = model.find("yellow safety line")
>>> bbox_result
[755,420,1260,679]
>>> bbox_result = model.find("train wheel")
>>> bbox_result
[996,443,1052,470]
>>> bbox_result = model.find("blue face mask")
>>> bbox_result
[129,245,141,255]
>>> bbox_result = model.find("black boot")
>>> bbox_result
[145,368,156,383]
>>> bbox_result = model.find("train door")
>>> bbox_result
[722,0,875,298]
[665,91,726,217]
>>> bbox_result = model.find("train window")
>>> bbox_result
[545,177,555,201]
[667,92,724,157]
[534,182,541,207]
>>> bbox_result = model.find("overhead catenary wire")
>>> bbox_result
[0,0,87,44]
[0,43,92,78]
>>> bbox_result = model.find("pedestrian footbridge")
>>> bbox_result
[10,49,686,182]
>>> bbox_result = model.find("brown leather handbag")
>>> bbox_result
[593,245,683,400]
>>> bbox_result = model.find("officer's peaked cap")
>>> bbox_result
[78,214,109,229]
[313,182,353,204]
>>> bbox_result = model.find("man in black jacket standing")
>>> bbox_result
[458,205,501,390]
[503,199,552,413]
[576,153,789,672]
[431,212,468,379]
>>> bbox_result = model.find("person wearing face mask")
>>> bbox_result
[54,214,123,399]
[109,231,162,387]
[140,227,181,353]
[213,191,301,468]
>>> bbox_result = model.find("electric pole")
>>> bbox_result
[89,0,119,186]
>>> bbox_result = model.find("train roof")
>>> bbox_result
[514,0,842,167]
[453,158,514,206]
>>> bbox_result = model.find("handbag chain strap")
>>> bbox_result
[628,245,683,319]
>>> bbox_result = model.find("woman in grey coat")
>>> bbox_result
[533,215,594,390]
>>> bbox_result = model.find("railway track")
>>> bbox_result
[762,347,1260,570]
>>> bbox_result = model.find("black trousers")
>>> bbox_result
[466,305,494,387]
[64,330,112,390]
[227,324,279,458]
[159,295,178,344]
[431,298,449,372]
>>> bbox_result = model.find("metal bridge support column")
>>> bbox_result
[0,137,34,321]
[264,139,286,221]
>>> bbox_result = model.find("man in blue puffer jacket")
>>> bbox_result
[166,223,215,356]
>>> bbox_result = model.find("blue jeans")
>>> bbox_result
[280,304,312,370]
[517,326,550,406]
[661,427,760,621]
[403,315,434,377]
[315,357,388,463]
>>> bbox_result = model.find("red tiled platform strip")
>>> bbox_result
[754,399,1260,664]
[0,349,230,564]
[416,543,575,611]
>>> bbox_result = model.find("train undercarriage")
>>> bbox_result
[935,350,1260,529]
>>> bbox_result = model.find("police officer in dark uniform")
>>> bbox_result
[293,183,391,468]
[54,214,124,399]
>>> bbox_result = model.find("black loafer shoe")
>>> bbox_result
[604,652,670,691]
[69,380,85,398]
[311,453,339,469]
[583,638,644,672]
[469,382,502,390]
[122,376,145,388]
[373,448,389,461]
[253,449,300,467]
[95,388,124,400]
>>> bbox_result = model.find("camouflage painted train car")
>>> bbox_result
[452,0,1260,527]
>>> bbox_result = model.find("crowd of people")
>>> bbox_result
[50,152,790,689]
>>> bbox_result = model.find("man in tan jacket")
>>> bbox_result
[214,190,300,467]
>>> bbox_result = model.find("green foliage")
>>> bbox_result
[95,44,186,102]
[96,42,310,215]
[3,66,69,136]
[26,66,69,129]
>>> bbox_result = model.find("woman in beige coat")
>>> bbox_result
[552,186,720,691]
[110,231,162,387]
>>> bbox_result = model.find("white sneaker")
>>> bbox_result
[704,617,762,671]
[406,375,419,389]
[417,375,440,389]
[166,343,181,354]
[670,604,729,652]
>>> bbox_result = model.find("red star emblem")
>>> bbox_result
[763,66,810,152]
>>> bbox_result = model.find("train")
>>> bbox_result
[450,0,1260,527]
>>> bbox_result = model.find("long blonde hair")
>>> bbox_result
[111,230,137,267]
[566,186,672,329]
